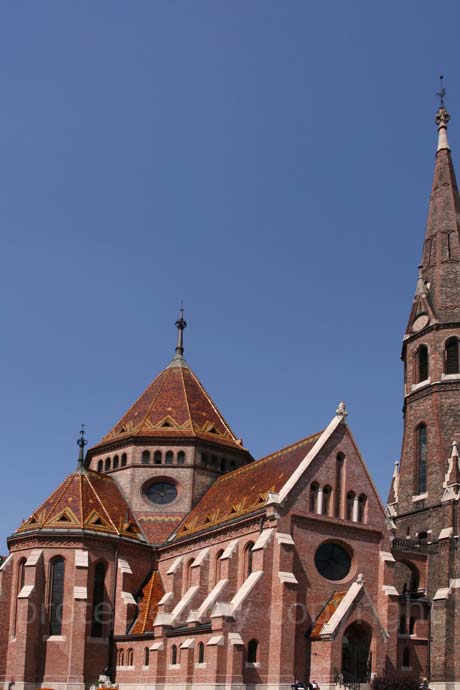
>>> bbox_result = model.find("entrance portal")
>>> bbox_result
[342,621,372,683]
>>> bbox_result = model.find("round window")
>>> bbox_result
[145,481,177,505]
[314,542,352,581]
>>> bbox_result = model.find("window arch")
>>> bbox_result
[97,459,103,472]
[121,453,127,467]
[399,614,406,634]
[402,647,410,668]
[113,455,119,469]
[416,424,428,495]
[127,648,134,666]
[214,549,224,585]
[91,561,106,637]
[141,450,150,465]
[243,541,254,579]
[416,345,429,383]
[171,644,178,665]
[165,450,174,465]
[445,337,460,374]
[144,647,150,667]
[13,558,26,637]
[322,485,332,516]
[220,458,226,472]
[335,453,344,517]
[118,649,125,667]
[177,451,185,465]
[105,457,111,472]
[409,616,416,635]
[247,639,258,663]
[346,491,355,521]
[357,494,367,523]
[310,482,319,513]
[201,452,209,467]
[154,450,162,465]
[198,641,205,664]
[211,455,218,469]
[49,556,65,635]
[184,558,194,590]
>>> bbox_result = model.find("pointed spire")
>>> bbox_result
[77,424,88,471]
[175,304,187,356]
[415,265,427,296]
[436,76,450,152]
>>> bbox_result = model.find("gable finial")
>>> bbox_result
[175,303,187,356]
[435,75,451,153]
[336,401,348,418]
[77,424,88,467]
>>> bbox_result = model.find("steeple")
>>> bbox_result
[168,306,188,368]
[406,81,460,330]
[76,424,88,472]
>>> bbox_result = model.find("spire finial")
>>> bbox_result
[435,76,451,153]
[77,424,88,466]
[175,303,187,356]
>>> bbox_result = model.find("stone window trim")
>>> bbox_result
[195,662,207,668]
[168,664,181,670]
[245,662,261,668]
[412,492,428,502]
[411,377,431,392]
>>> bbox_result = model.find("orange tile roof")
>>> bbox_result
[15,468,144,542]
[130,570,165,635]
[174,430,322,538]
[92,357,246,453]
[133,513,183,545]
[309,590,347,639]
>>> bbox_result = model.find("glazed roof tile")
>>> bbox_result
[92,357,245,453]
[130,570,165,635]
[174,430,322,538]
[309,590,347,639]
[133,513,183,545]
[15,468,145,542]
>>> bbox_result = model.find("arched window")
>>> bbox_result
[416,424,427,494]
[127,648,134,666]
[416,345,429,382]
[445,338,460,374]
[105,457,111,472]
[171,644,178,665]
[154,450,162,464]
[144,647,150,667]
[198,641,205,664]
[247,639,258,663]
[184,558,194,590]
[409,616,416,635]
[121,453,127,467]
[243,542,254,579]
[346,491,355,521]
[357,494,367,523]
[142,450,150,465]
[335,453,344,517]
[49,556,65,635]
[91,561,106,637]
[322,485,332,516]
[211,455,218,469]
[402,647,410,668]
[214,549,224,585]
[220,458,226,472]
[310,482,319,513]
[177,451,185,465]
[165,451,173,465]
[399,614,406,634]
[113,455,119,469]
[13,558,26,637]
[97,459,103,472]
[118,649,125,667]
[201,452,209,467]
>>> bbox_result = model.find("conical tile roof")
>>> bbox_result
[93,354,246,453]
[15,467,145,542]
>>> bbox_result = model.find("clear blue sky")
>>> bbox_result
[1,1,459,550]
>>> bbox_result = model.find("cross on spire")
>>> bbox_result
[175,304,187,356]
[77,424,88,466]
[437,75,446,108]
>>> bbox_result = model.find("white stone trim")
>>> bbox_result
[212,570,264,619]
[157,591,173,606]
[167,556,183,575]
[434,587,451,600]
[320,580,364,636]
[412,492,428,502]
[220,539,239,560]
[411,378,431,392]
[149,641,164,651]
[252,528,274,551]
[25,549,42,567]
[441,373,460,381]
[276,532,295,545]
[382,585,399,596]
[0,555,12,572]
[450,579,460,589]
[156,585,199,626]
[75,550,89,568]
[121,591,137,605]
[228,632,244,645]
[18,585,34,599]
[74,586,87,600]
[187,579,228,622]
[278,571,298,584]
[439,527,453,540]
[207,635,224,646]
[180,638,195,649]
[380,551,396,563]
[118,558,132,574]
[192,547,209,567]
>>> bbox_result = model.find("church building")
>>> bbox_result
[0,98,459,690]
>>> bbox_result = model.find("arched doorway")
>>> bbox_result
[342,621,372,682]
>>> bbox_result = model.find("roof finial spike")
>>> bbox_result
[77,424,88,468]
[175,304,187,356]
[435,75,451,153]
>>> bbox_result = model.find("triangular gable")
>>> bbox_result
[46,507,81,528]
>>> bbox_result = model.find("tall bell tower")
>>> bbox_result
[388,86,460,683]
